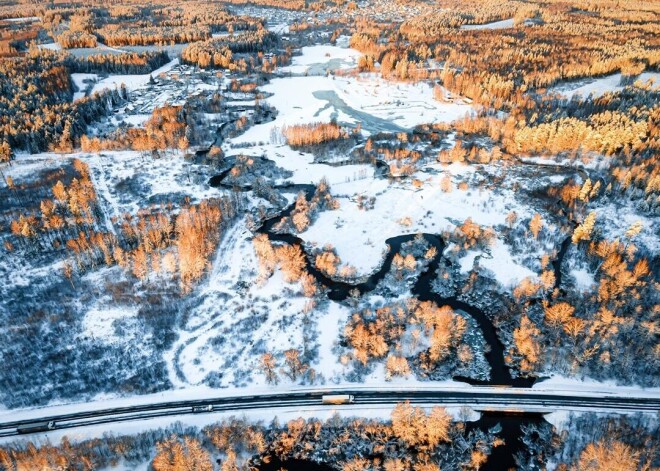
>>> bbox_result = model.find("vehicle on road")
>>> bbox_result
[192,405,213,413]
[17,421,56,434]
[322,394,355,405]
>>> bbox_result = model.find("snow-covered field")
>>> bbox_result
[37,42,62,51]
[231,143,374,186]
[461,18,515,30]
[551,71,660,99]
[71,72,98,100]
[238,73,473,137]
[280,43,361,74]
[165,228,352,388]
[232,44,475,139]
[80,306,140,344]
[593,203,658,253]
[82,150,221,217]
[218,45,533,284]
[298,164,525,277]
[90,58,179,95]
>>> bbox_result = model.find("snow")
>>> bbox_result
[230,44,473,141]
[533,374,660,397]
[552,71,660,99]
[194,82,218,92]
[100,461,150,471]
[635,72,660,87]
[120,114,151,126]
[297,165,531,278]
[72,73,98,90]
[3,49,654,436]
[98,42,129,54]
[267,22,290,34]
[71,73,98,100]
[594,205,659,253]
[543,410,571,431]
[232,73,473,140]
[80,307,139,344]
[38,42,62,51]
[461,18,515,30]
[1,258,65,300]
[81,150,221,217]
[520,155,610,172]
[458,250,479,273]
[569,268,595,291]
[163,217,354,388]
[232,144,375,188]
[478,239,537,288]
[315,302,351,379]
[171,267,311,386]
[90,59,179,95]
[547,174,567,183]
[3,16,39,23]
[280,44,361,75]
[457,238,540,288]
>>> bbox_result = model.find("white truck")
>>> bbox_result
[321,394,355,405]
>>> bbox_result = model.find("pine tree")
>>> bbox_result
[0,141,12,185]
[260,353,278,384]
[530,213,543,239]
[58,121,74,152]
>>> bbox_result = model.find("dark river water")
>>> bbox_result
[255,412,547,471]
[258,457,334,471]
[252,183,534,387]
[210,166,565,470]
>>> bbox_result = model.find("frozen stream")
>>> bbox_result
[312,89,407,133]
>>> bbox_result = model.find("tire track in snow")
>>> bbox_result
[166,219,254,386]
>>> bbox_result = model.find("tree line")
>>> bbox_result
[61,197,236,293]
[180,29,278,70]
[0,48,127,154]
[0,404,500,471]
[67,50,170,75]
[282,121,350,148]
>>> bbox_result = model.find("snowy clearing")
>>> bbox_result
[37,42,62,51]
[551,71,660,99]
[461,18,515,30]
[80,307,139,345]
[90,59,179,95]
[233,73,474,140]
[280,43,361,75]
[298,164,533,279]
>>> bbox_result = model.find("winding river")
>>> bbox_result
[210,177,536,387]
[204,106,585,470]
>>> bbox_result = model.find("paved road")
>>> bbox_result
[1,388,658,437]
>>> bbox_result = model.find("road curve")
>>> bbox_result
[1,388,658,437]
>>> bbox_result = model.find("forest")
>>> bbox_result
[0,48,128,153]
[0,0,657,468]
[181,30,278,69]
[0,410,656,470]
